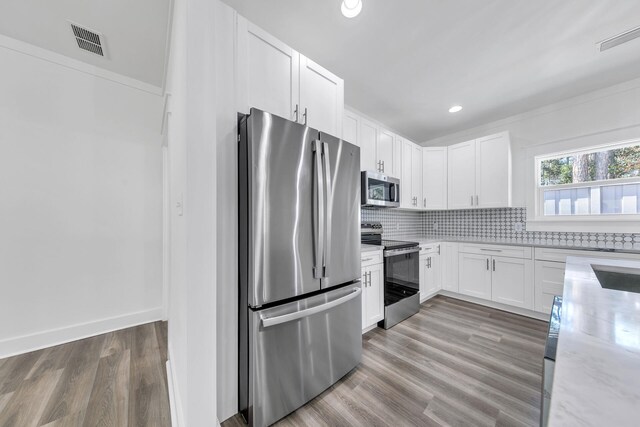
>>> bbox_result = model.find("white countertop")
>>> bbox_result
[548,256,640,426]
[360,244,382,254]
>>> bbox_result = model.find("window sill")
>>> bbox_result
[526,217,640,233]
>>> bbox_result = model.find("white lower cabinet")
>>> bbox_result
[419,250,441,302]
[441,242,459,292]
[491,256,533,309]
[458,252,492,300]
[458,246,533,310]
[361,261,383,330]
[534,260,565,314]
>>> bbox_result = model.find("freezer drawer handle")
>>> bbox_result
[260,287,362,328]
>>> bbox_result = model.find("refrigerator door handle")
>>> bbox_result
[260,287,361,328]
[322,141,332,278]
[312,140,325,279]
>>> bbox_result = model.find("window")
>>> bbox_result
[536,141,640,217]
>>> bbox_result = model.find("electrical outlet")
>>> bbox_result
[514,222,523,232]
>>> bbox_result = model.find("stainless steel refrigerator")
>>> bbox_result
[238,108,362,427]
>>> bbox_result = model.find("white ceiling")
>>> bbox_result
[222,0,640,142]
[0,0,171,88]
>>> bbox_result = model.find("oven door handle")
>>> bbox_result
[384,247,420,257]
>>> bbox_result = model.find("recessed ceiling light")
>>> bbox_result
[341,0,362,18]
[449,105,463,113]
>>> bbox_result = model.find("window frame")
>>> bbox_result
[527,138,640,232]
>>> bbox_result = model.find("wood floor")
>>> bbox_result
[0,321,170,427]
[223,296,548,427]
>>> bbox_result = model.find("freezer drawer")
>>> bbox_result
[240,285,362,427]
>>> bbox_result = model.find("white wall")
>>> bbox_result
[423,76,640,211]
[0,42,164,357]
[214,2,239,422]
[165,0,218,425]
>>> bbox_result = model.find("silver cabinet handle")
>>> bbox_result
[368,271,372,287]
[261,287,361,327]
[480,248,502,252]
[492,259,496,271]
[424,197,426,208]
[381,160,385,172]
[475,195,479,206]
[486,258,489,270]
[303,107,308,125]
[471,196,474,206]
[294,104,299,122]
[362,257,373,262]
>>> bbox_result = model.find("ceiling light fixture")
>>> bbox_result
[341,0,362,18]
[449,105,463,113]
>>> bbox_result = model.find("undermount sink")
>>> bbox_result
[591,264,640,294]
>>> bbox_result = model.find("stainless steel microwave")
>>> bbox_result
[361,171,400,208]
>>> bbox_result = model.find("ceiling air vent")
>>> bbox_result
[70,22,105,57]
[599,25,640,52]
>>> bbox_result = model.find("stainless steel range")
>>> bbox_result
[361,222,420,329]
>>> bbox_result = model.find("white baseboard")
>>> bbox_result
[437,291,549,321]
[167,346,186,427]
[0,307,164,358]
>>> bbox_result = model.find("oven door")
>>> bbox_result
[381,247,420,329]
[361,171,400,208]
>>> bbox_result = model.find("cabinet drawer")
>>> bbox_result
[459,243,531,259]
[419,243,440,255]
[535,247,640,263]
[361,251,382,267]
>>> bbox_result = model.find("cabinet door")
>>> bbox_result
[365,263,384,327]
[476,132,511,208]
[534,260,565,314]
[422,147,448,210]
[360,119,378,172]
[343,110,359,146]
[401,140,413,208]
[491,257,533,309]
[377,129,395,176]
[441,242,459,292]
[412,144,423,209]
[299,55,344,137]
[421,253,441,301]
[361,268,368,329]
[393,136,402,179]
[237,16,299,121]
[458,252,491,300]
[447,140,476,209]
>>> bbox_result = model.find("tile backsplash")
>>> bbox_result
[362,207,640,250]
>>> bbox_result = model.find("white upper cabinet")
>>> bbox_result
[475,132,511,208]
[344,110,401,176]
[399,139,423,209]
[343,109,359,147]
[237,15,344,136]
[401,139,413,208]
[237,16,299,121]
[422,147,448,210]
[447,132,511,209]
[299,56,344,137]
[377,129,395,176]
[447,140,476,209]
[359,118,378,172]
[412,144,423,209]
